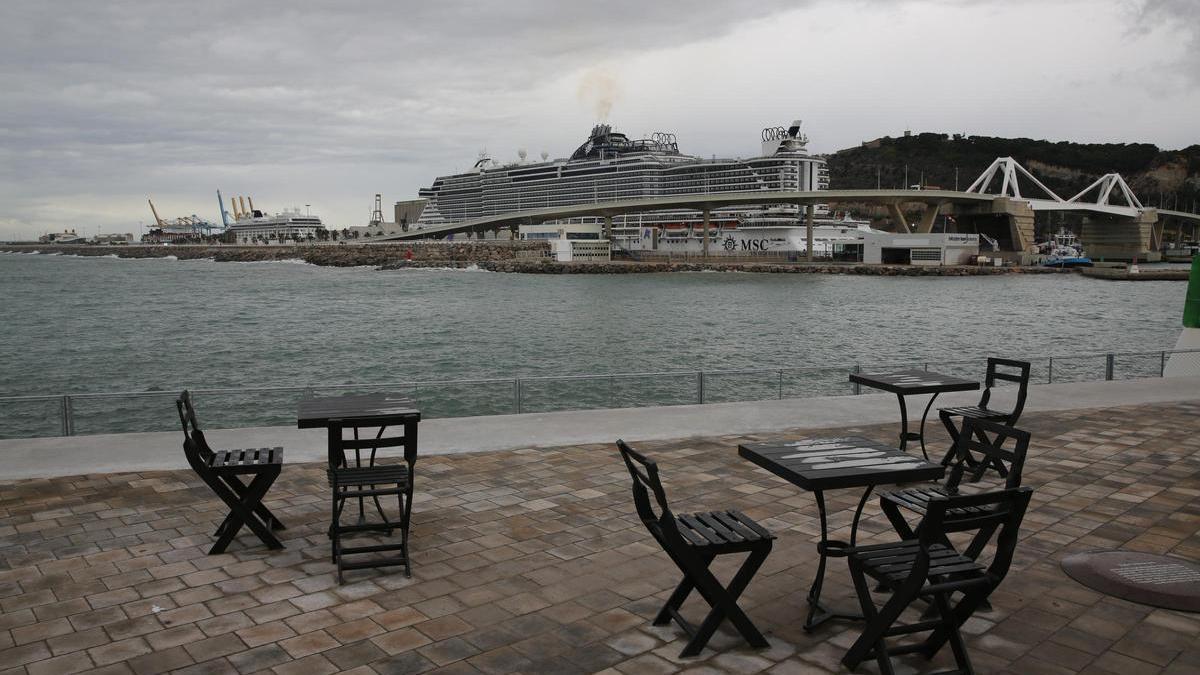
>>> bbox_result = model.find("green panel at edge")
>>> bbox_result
[1185,256,1200,329]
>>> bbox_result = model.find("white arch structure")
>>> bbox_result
[966,157,1145,218]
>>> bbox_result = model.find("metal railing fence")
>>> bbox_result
[1,348,1199,439]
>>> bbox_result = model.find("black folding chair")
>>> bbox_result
[843,487,1033,675]
[328,420,417,584]
[617,439,774,658]
[938,358,1031,472]
[880,418,1029,562]
[176,391,284,555]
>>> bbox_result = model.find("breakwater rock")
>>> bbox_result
[4,245,1075,275]
[0,242,548,266]
[1080,266,1190,281]
[381,259,1074,275]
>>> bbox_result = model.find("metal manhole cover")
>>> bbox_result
[1062,550,1200,612]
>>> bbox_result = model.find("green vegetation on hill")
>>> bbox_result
[827,133,1200,211]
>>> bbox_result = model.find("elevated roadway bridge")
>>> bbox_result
[373,189,994,242]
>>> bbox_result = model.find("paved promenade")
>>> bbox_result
[1,398,1199,674]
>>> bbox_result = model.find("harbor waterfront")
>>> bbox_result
[0,244,1079,275]
[0,251,1187,438]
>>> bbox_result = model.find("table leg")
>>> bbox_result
[805,489,867,632]
[353,427,366,524]
[327,427,340,540]
[895,393,909,453]
[897,393,940,460]
[917,392,940,462]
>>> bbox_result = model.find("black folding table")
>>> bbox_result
[849,369,979,460]
[298,393,422,580]
[738,436,945,631]
[298,393,421,521]
[297,393,421,469]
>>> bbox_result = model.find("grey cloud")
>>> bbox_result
[0,1,803,233]
[0,0,1195,236]
[1129,0,1200,84]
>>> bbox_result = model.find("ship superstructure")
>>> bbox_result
[414,120,833,248]
[224,194,326,244]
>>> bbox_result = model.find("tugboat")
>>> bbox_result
[1041,231,1092,268]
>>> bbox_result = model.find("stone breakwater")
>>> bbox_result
[0,242,546,266]
[4,244,1074,275]
[1080,266,1190,281]
[381,259,1074,275]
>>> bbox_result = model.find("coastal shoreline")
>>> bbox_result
[0,243,1076,276]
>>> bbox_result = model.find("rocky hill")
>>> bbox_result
[827,133,1200,211]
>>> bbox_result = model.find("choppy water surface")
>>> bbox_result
[0,252,1186,437]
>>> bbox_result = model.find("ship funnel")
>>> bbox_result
[230,196,240,219]
[239,196,248,217]
[248,196,255,212]
[788,120,803,137]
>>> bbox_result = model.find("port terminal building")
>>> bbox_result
[520,222,979,265]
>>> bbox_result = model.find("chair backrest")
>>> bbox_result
[616,439,682,548]
[978,358,1031,421]
[944,417,1030,491]
[917,487,1033,586]
[328,419,418,471]
[175,390,215,470]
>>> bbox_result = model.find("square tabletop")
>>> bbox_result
[849,369,979,396]
[739,436,945,491]
[297,393,421,428]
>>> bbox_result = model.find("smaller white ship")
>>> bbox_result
[38,230,87,244]
[224,193,326,244]
[629,213,877,257]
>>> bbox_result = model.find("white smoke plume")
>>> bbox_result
[577,68,621,121]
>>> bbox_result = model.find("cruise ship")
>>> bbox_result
[413,120,876,254]
[225,204,326,244]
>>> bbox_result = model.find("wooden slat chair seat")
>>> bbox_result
[851,541,990,586]
[176,391,285,555]
[880,418,1029,563]
[938,358,1031,471]
[674,510,773,550]
[881,486,1003,518]
[937,405,1009,420]
[843,487,1033,675]
[329,465,409,490]
[327,424,417,584]
[617,439,775,658]
[210,448,283,473]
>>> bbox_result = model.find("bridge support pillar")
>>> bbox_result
[603,215,612,242]
[1080,209,1159,261]
[916,202,942,234]
[702,207,710,258]
[953,198,1034,253]
[805,204,814,262]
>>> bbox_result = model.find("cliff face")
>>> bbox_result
[828,133,1200,210]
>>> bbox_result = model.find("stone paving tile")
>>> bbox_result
[0,400,1198,674]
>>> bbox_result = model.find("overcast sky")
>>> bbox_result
[1,0,1196,238]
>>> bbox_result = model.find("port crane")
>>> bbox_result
[147,198,222,235]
